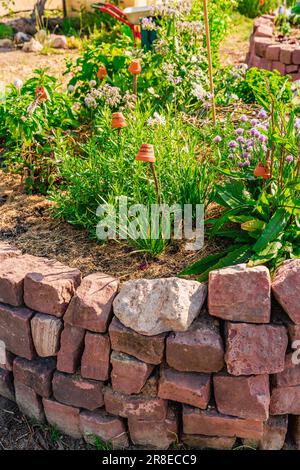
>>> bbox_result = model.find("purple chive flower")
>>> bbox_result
[236,128,244,135]
[244,160,251,167]
[242,152,250,159]
[237,161,244,168]
[258,108,268,119]
[251,118,258,126]
[295,119,300,130]
[250,128,256,136]
[262,144,268,153]
[254,129,260,138]
[237,136,245,144]
[259,134,267,142]
[286,155,294,163]
[214,135,222,144]
[228,154,234,160]
[229,140,238,149]
[240,115,248,123]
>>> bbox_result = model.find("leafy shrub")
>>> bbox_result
[237,0,279,18]
[0,23,14,39]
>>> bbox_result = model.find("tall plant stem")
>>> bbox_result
[203,0,216,125]
[133,75,137,96]
[150,162,161,205]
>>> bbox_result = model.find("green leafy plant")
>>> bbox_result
[237,0,278,19]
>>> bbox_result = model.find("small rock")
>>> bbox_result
[0,38,14,49]
[113,277,207,336]
[22,39,43,53]
[49,34,68,49]
[31,313,63,357]
[272,259,300,324]
[14,32,31,44]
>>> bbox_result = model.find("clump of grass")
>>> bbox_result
[0,24,14,39]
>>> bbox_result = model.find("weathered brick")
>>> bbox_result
[111,351,154,395]
[208,264,270,323]
[272,259,300,324]
[53,371,104,411]
[182,434,235,450]
[104,386,167,421]
[254,37,272,57]
[272,61,286,75]
[15,381,45,422]
[182,406,263,440]
[293,47,300,65]
[0,340,14,370]
[0,303,35,360]
[291,415,300,449]
[288,324,300,344]
[57,324,85,374]
[213,373,270,421]
[13,356,56,398]
[64,273,118,332]
[43,398,81,438]
[158,366,210,409]
[109,316,165,365]
[286,64,298,74]
[0,254,45,306]
[166,315,224,373]
[254,25,273,38]
[128,408,178,449]
[273,353,300,388]
[270,385,300,415]
[81,332,110,381]
[259,415,288,450]
[0,242,21,262]
[280,46,294,64]
[31,313,63,357]
[80,409,129,449]
[0,368,14,401]
[225,323,287,376]
[24,259,81,317]
[266,44,281,61]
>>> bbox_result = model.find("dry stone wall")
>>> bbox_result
[247,14,300,81]
[0,241,300,450]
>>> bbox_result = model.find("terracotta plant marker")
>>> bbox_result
[136,144,161,204]
[97,65,108,80]
[254,162,271,180]
[111,112,127,135]
[128,59,141,96]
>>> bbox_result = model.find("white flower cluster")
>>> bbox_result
[147,112,166,127]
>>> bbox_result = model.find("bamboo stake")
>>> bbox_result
[203,0,216,125]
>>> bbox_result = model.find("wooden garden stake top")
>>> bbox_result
[129,59,141,96]
[203,0,216,125]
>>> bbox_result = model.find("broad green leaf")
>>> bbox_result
[241,219,265,233]
[253,208,289,253]
[179,252,225,276]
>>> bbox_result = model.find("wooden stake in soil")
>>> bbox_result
[203,0,217,125]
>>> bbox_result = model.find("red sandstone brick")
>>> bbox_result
[0,368,14,401]
[57,324,85,373]
[13,356,56,398]
[213,373,270,421]
[255,25,273,38]
[286,64,298,74]
[272,61,286,75]
[291,72,300,81]
[111,351,154,395]
[288,324,300,344]
[291,415,300,449]
[182,406,263,440]
[64,273,118,332]
[166,315,224,373]
[272,259,300,324]
[182,434,235,450]
[293,47,300,65]
[208,264,270,323]
[15,381,45,422]
[273,353,300,388]
[259,415,288,450]
[225,323,287,376]
[128,408,178,449]
[0,254,45,306]
[158,366,210,409]
[53,371,104,411]
[280,46,294,64]
[31,313,63,357]
[266,44,281,61]
[109,316,165,365]
[0,303,35,360]
[24,259,81,317]
[80,409,129,449]
[104,386,167,421]
[270,385,300,415]
[254,37,272,57]
[43,398,81,438]
[81,332,110,381]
